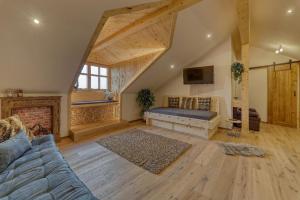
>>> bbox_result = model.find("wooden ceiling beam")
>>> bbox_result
[236,0,250,45]
[231,26,242,60]
[92,0,202,52]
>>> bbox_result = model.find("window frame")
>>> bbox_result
[75,63,110,91]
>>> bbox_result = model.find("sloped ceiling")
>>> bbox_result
[125,0,237,93]
[251,0,300,60]
[0,0,158,93]
[1,0,299,94]
[125,0,300,93]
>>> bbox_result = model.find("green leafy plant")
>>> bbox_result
[136,89,155,116]
[231,62,244,83]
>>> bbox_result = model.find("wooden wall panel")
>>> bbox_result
[71,91,106,103]
[110,52,162,95]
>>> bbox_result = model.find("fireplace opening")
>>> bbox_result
[12,106,53,136]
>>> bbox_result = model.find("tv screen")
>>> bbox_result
[183,66,214,84]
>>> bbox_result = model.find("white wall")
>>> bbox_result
[0,93,69,137]
[155,39,233,128]
[121,93,141,122]
[249,47,295,122]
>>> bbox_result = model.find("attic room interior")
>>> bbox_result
[0,0,299,199]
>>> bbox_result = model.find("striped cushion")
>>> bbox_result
[180,97,194,109]
[168,97,180,108]
[197,97,211,111]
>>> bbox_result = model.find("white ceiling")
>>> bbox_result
[126,0,300,93]
[251,0,300,59]
[0,0,299,94]
[0,0,157,93]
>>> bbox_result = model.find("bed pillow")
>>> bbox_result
[168,97,180,108]
[197,97,211,111]
[0,131,32,173]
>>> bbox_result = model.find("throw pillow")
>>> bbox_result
[0,131,32,173]
[6,115,33,141]
[180,97,194,109]
[0,120,12,143]
[168,97,180,108]
[197,97,211,111]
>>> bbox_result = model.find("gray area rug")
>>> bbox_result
[97,129,191,174]
[220,142,265,157]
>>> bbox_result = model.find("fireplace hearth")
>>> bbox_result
[0,96,61,141]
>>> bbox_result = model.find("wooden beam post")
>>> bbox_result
[236,0,250,134]
[241,44,249,133]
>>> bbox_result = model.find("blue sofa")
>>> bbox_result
[0,132,97,200]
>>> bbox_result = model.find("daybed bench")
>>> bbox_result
[145,96,221,139]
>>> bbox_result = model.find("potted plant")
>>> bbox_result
[231,62,244,99]
[136,89,155,117]
[231,62,244,83]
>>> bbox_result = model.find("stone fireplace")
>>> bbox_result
[0,96,61,141]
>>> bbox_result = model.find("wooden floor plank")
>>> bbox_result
[59,123,300,200]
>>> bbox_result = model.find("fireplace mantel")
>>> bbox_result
[0,96,61,141]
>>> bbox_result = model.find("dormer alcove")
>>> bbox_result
[69,0,183,140]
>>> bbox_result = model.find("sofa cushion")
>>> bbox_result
[168,97,180,108]
[197,97,211,111]
[0,134,97,200]
[0,131,32,173]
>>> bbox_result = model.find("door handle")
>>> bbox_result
[294,91,297,97]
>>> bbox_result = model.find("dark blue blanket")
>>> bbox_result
[148,107,217,120]
[0,135,98,200]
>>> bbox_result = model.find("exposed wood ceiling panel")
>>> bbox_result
[92,0,201,53]
[88,3,177,66]
[96,6,166,42]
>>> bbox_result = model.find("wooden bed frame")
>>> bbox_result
[145,96,221,139]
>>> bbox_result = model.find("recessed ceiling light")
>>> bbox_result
[287,9,294,14]
[275,50,280,54]
[279,47,284,52]
[207,34,212,39]
[33,19,40,24]
[170,65,175,69]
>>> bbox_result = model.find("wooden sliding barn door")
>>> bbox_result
[268,63,298,128]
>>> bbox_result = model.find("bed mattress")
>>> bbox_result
[148,107,217,121]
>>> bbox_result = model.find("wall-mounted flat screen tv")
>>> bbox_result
[183,66,214,84]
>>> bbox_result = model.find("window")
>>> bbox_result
[75,64,109,90]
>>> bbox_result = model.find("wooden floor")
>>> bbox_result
[59,123,300,200]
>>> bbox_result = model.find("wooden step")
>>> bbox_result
[70,120,128,142]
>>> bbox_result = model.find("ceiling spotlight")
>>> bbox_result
[275,45,284,54]
[33,19,40,24]
[207,34,212,39]
[287,9,293,14]
[279,47,284,52]
[170,65,175,69]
